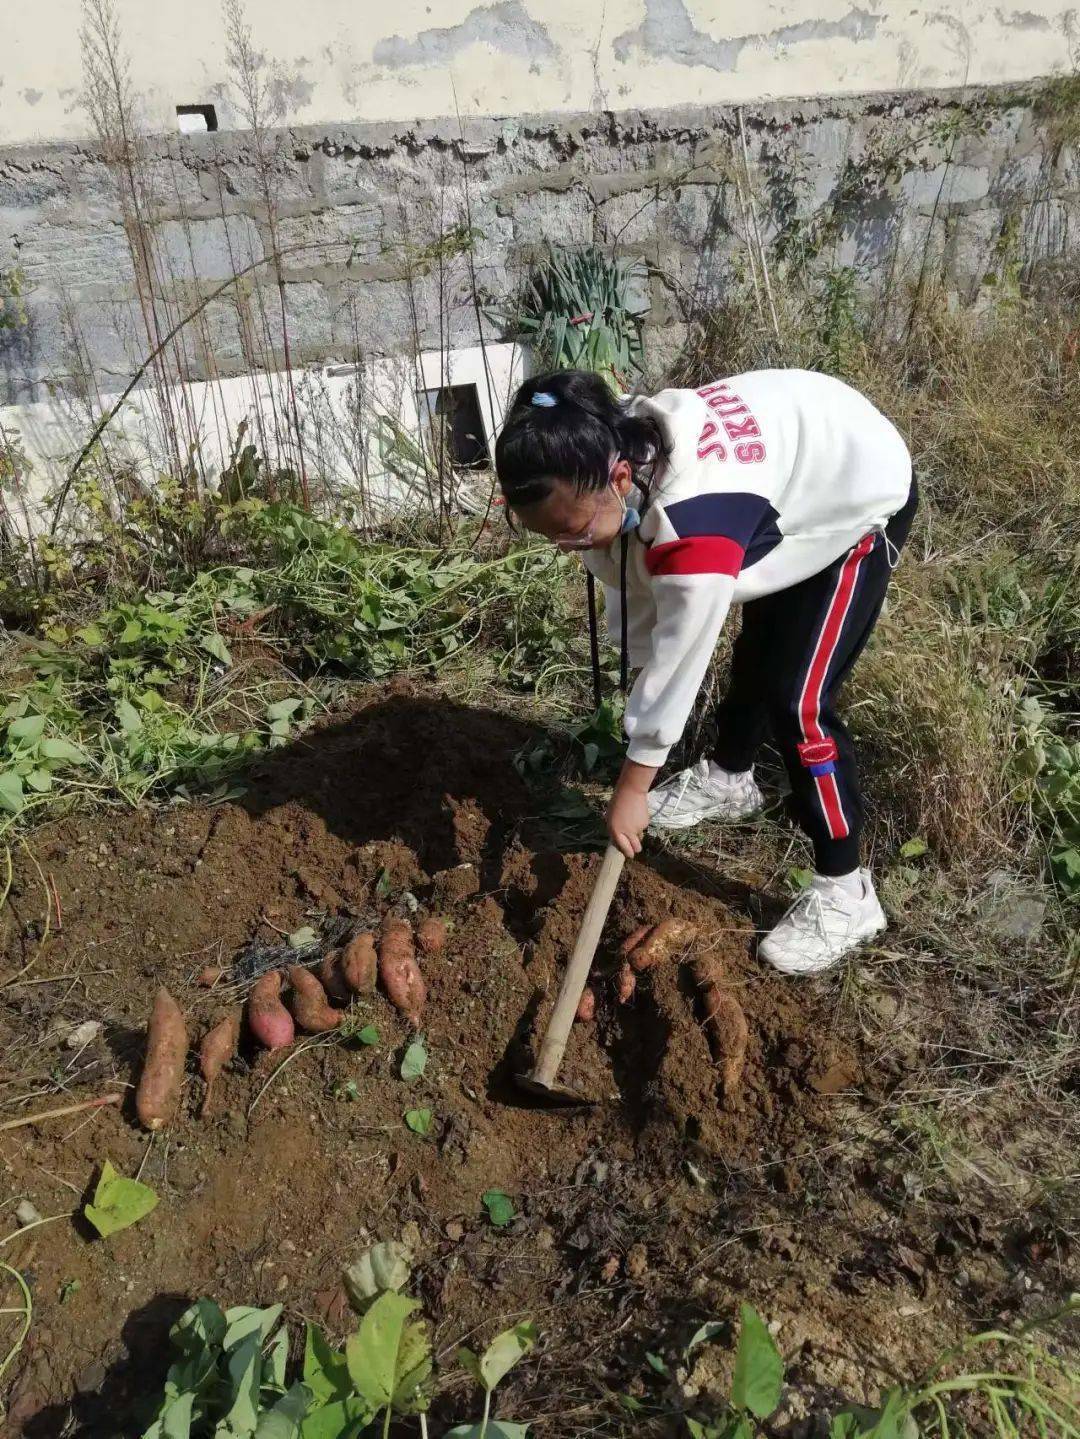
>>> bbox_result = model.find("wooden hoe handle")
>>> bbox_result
[531,844,626,1088]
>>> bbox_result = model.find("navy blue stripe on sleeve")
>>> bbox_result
[661,492,782,569]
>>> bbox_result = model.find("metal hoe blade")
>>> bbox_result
[513,1072,597,1108]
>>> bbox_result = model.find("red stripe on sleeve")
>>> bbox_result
[645,535,746,578]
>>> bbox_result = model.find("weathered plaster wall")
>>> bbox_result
[2,85,1076,412]
[2,0,1078,148]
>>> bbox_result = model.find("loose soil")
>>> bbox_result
[1,687,1073,1436]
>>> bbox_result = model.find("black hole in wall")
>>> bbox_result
[419,384,489,470]
[176,104,218,134]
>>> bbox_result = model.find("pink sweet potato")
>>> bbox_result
[575,985,596,1023]
[416,916,447,958]
[199,1008,240,1117]
[340,932,377,994]
[620,923,654,957]
[288,966,342,1034]
[135,987,188,1132]
[615,963,637,1005]
[378,917,426,1027]
[628,918,698,972]
[693,957,748,1099]
[246,970,295,1051]
[318,952,350,1005]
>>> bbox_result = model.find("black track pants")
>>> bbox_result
[713,481,918,876]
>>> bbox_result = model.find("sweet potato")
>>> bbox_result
[628,918,698,972]
[416,916,447,958]
[694,958,748,1099]
[196,966,226,988]
[575,985,596,1022]
[616,963,637,1005]
[247,970,295,1051]
[378,917,426,1027]
[288,965,342,1034]
[318,952,350,1005]
[620,923,654,957]
[340,932,377,994]
[135,987,188,1132]
[199,1009,240,1117]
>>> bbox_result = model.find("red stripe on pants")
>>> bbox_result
[796,534,876,841]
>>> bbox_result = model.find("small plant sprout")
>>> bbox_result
[455,1321,537,1439]
[83,1160,159,1239]
[400,1038,428,1081]
[481,1190,515,1229]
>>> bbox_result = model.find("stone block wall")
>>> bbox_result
[1,82,1077,406]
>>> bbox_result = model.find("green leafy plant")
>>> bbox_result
[0,568,319,819]
[570,698,626,778]
[515,246,648,392]
[301,1322,371,1439]
[0,699,90,815]
[135,1278,538,1439]
[0,472,593,832]
[345,1291,432,1435]
[682,1305,784,1439]
[140,1299,308,1438]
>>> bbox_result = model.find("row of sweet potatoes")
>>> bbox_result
[134,914,446,1131]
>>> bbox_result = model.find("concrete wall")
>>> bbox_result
[2,85,1076,410]
[3,1,1079,148]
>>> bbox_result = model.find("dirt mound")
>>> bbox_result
[1,688,862,1434]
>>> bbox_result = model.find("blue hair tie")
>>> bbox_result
[530,391,557,408]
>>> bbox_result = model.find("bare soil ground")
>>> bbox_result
[1,685,1076,1436]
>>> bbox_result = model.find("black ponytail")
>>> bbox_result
[494,370,667,508]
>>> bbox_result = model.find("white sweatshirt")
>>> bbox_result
[581,369,912,767]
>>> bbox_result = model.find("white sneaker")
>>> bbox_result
[759,870,886,975]
[647,759,764,832]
